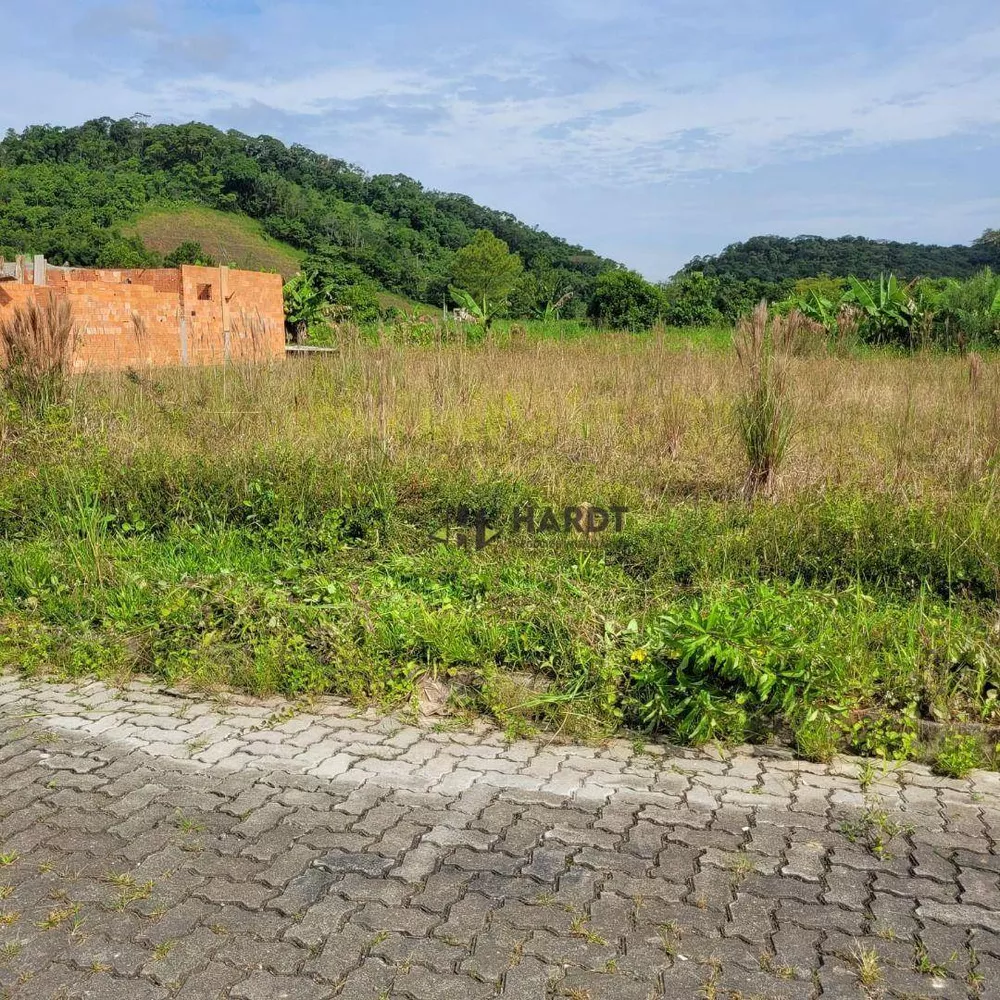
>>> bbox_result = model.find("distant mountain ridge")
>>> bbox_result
[680,234,999,283]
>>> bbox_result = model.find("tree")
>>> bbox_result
[164,241,215,267]
[450,230,524,323]
[304,250,381,325]
[507,271,540,318]
[587,270,662,331]
[660,272,723,327]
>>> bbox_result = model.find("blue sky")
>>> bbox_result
[3,0,999,277]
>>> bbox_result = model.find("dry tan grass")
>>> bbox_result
[66,332,1000,507]
[1,293,78,412]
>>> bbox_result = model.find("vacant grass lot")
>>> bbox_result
[2,328,999,767]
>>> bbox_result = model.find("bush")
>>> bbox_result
[938,268,1000,347]
[332,282,381,325]
[303,252,382,326]
[96,235,160,268]
[932,732,985,778]
[164,241,215,267]
[587,270,663,331]
[848,711,918,760]
[629,583,842,744]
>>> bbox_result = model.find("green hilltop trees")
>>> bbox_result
[681,233,1000,283]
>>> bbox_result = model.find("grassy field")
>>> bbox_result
[1,325,999,769]
[125,204,304,277]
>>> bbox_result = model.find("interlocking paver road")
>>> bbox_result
[0,674,998,999]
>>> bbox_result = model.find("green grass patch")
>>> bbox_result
[124,203,304,277]
[1,438,998,752]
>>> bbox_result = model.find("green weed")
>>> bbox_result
[932,732,985,778]
[841,797,912,860]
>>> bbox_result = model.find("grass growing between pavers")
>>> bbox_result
[0,337,999,765]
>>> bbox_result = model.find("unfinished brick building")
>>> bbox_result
[0,256,286,371]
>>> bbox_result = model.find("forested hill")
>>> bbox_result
[0,117,617,308]
[680,234,999,282]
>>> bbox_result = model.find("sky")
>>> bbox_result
[2,0,999,278]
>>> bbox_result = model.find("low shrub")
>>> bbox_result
[932,732,986,778]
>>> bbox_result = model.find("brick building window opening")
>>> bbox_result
[197,283,213,301]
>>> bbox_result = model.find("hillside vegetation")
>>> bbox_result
[4,117,998,324]
[0,117,615,314]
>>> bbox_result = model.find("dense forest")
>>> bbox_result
[0,117,616,314]
[680,234,1000,283]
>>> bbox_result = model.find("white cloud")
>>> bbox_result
[69,20,995,188]
[170,65,435,111]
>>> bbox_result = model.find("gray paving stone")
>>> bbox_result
[230,970,334,999]
[311,851,394,878]
[2,673,999,1000]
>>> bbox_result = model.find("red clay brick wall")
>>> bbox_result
[180,266,285,365]
[47,268,183,294]
[228,269,287,361]
[0,264,285,372]
[70,283,183,370]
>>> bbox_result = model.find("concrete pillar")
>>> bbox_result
[179,314,189,365]
[33,254,46,286]
[178,270,189,366]
[220,266,231,361]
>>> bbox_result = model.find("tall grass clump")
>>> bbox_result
[733,301,792,498]
[770,308,827,357]
[0,293,77,416]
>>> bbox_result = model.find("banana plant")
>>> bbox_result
[796,290,840,332]
[282,272,330,344]
[535,291,574,322]
[842,273,921,346]
[448,286,504,330]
